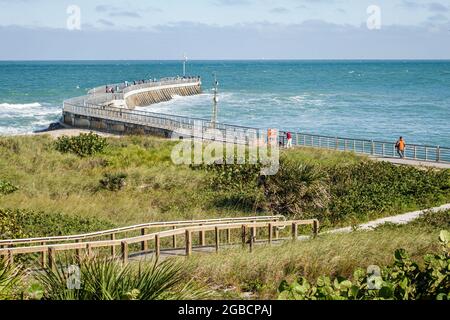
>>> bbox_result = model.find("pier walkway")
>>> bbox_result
[61,79,450,168]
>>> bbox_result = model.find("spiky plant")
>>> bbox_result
[0,260,24,300]
[263,156,330,218]
[36,256,207,300]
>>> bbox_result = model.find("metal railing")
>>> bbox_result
[88,77,201,95]
[63,98,450,163]
[64,78,450,165]
[279,132,450,163]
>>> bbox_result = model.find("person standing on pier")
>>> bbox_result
[286,132,293,149]
[396,137,406,158]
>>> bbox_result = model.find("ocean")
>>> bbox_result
[0,60,449,147]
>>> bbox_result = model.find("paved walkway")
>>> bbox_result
[326,203,450,234]
[373,157,450,169]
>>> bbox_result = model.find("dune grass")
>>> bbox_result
[186,210,450,299]
[0,134,366,227]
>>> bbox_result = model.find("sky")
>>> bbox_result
[0,0,449,59]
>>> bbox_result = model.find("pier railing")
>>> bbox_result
[88,77,201,95]
[63,99,450,163]
[279,131,450,163]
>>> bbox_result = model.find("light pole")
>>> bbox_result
[183,54,188,77]
[211,73,219,129]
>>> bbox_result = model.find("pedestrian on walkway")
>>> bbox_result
[396,136,406,158]
[286,132,293,149]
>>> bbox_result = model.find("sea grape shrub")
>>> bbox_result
[0,208,115,239]
[328,162,450,224]
[278,231,450,300]
[0,180,18,195]
[99,172,127,191]
[54,133,107,157]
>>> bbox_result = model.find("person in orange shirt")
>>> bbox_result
[395,136,406,159]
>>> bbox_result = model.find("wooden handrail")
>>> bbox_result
[0,216,282,247]
[0,219,319,268]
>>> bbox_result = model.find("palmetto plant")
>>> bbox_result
[36,257,207,300]
[0,260,23,300]
[263,157,330,218]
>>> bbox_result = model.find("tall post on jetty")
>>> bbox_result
[183,54,188,77]
[211,73,219,129]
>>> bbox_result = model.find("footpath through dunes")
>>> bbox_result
[60,77,450,169]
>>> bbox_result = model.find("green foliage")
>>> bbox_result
[54,133,107,157]
[278,232,450,300]
[263,157,329,218]
[0,208,115,240]
[328,161,450,224]
[199,156,450,226]
[0,180,18,195]
[0,260,24,300]
[36,257,207,300]
[99,172,127,191]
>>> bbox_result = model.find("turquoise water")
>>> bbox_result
[0,60,449,146]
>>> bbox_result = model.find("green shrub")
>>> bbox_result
[36,257,206,300]
[0,180,18,195]
[278,231,450,300]
[99,173,127,191]
[54,133,107,157]
[0,208,115,239]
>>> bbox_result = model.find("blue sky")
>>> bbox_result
[0,0,449,59]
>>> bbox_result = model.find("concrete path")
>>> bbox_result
[326,203,450,234]
[373,157,450,169]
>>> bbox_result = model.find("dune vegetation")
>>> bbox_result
[0,133,449,235]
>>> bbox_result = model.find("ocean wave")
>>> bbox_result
[0,102,42,109]
[0,102,61,135]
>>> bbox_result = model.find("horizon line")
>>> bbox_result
[1,58,450,62]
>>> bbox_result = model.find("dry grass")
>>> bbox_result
[186,218,446,299]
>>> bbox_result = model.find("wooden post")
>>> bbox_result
[141,228,148,252]
[199,227,206,247]
[111,234,116,256]
[121,241,129,265]
[268,223,273,245]
[437,146,441,162]
[274,226,279,240]
[48,247,56,272]
[215,227,220,253]
[185,230,192,257]
[155,235,160,259]
[226,229,231,244]
[371,140,375,155]
[249,227,255,253]
[75,240,81,263]
[292,223,298,240]
[41,242,47,268]
[172,226,177,248]
[313,220,320,238]
[86,243,93,259]
[241,225,247,248]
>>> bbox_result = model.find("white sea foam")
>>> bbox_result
[0,102,42,109]
[0,102,61,135]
